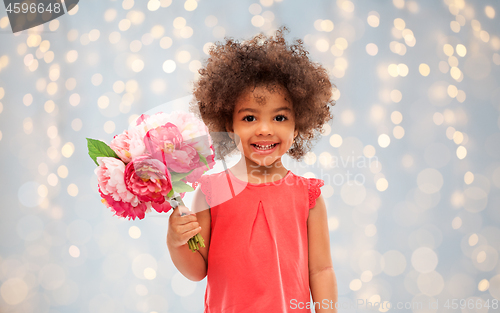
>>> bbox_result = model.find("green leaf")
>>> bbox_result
[167,188,174,198]
[86,138,120,166]
[172,180,195,193]
[198,152,210,170]
[169,169,194,181]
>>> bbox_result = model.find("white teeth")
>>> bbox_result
[254,143,276,150]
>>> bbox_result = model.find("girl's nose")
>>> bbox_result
[256,120,273,136]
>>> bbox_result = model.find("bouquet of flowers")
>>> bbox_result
[86,111,215,252]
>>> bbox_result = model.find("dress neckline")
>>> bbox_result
[225,169,292,187]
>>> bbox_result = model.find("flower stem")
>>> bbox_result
[173,194,206,253]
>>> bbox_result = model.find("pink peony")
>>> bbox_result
[95,157,139,206]
[124,155,173,207]
[136,114,150,126]
[99,186,148,220]
[144,123,201,173]
[110,129,145,163]
[134,112,171,138]
[168,111,213,158]
[151,201,172,213]
[168,111,212,143]
[167,144,200,172]
[184,153,216,183]
[93,111,216,223]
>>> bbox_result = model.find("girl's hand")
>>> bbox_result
[167,205,202,249]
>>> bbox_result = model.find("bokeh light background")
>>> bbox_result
[1,0,500,312]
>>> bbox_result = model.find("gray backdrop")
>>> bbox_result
[0,0,499,312]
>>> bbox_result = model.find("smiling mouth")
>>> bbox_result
[251,143,278,150]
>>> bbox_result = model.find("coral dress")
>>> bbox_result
[197,169,324,313]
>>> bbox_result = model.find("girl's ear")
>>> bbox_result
[294,129,298,139]
[225,122,234,136]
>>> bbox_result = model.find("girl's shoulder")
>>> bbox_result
[290,172,325,187]
[194,171,230,207]
[195,171,224,185]
[197,173,220,183]
[194,173,213,207]
[290,172,325,209]
[194,172,219,191]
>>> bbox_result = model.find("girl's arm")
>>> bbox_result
[167,186,211,282]
[308,194,338,313]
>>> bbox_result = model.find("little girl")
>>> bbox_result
[167,26,338,313]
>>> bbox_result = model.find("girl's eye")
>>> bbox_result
[243,115,255,122]
[275,115,288,122]
[242,115,288,122]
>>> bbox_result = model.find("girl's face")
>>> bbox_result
[228,84,299,168]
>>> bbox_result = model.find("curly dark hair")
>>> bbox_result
[189,26,336,162]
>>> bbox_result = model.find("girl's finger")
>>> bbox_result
[172,206,183,218]
[184,226,202,241]
[174,205,182,215]
[177,214,197,225]
[179,206,189,216]
[179,222,200,234]
[178,205,195,216]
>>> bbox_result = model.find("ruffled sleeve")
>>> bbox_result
[196,175,212,207]
[308,178,325,209]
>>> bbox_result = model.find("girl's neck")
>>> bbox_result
[228,157,289,183]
